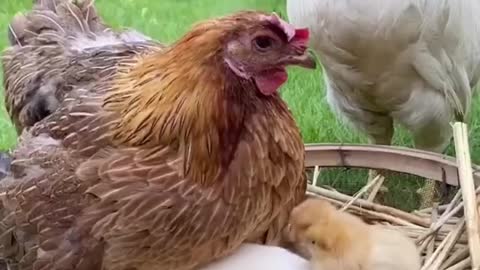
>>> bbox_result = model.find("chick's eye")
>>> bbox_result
[253,36,274,51]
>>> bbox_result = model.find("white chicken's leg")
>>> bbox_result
[365,129,393,202]
[411,120,453,208]
[324,83,395,202]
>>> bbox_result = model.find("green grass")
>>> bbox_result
[2,0,480,210]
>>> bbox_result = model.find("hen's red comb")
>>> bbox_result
[294,28,309,42]
[264,13,310,44]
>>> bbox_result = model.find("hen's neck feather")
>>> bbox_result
[104,44,292,185]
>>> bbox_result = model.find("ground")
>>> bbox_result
[2,0,480,210]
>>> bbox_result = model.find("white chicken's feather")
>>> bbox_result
[287,0,480,152]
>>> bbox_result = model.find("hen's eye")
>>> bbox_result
[253,36,274,51]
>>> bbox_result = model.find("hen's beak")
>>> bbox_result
[282,51,317,69]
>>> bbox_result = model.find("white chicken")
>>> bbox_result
[287,0,480,206]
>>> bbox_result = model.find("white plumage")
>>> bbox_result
[287,0,480,153]
[287,0,480,206]
[200,244,309,270]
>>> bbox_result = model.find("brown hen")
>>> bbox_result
[0,1,315,270]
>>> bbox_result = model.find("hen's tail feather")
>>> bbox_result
[4,0,156,131]
[0,152,11,180]
[8,0,107,46]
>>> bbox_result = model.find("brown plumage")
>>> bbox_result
[289,199,421,270]
[0,1,315,269]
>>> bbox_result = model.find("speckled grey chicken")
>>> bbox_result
[0,0,315,269]
[4,0,154,133]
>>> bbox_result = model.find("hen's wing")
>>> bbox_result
[1,90,285,270]
[2,0,158,132]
